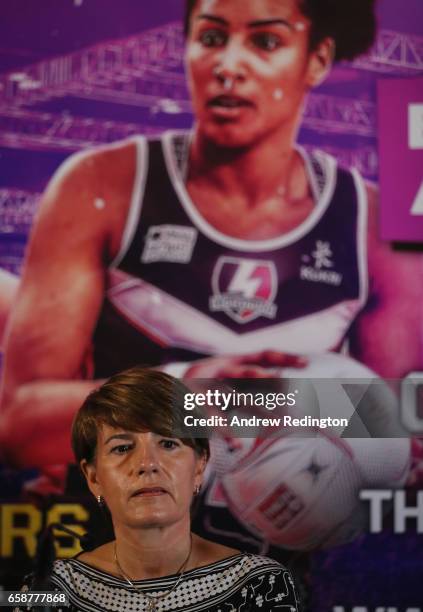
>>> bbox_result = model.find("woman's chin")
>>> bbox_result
[201,123,260,149]
[126,513,174,529]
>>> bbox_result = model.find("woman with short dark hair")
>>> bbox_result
[15,367,300,612]
[71,367,211,466]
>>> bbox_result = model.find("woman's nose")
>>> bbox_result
[134,437,159,474]
[214,39,247,84]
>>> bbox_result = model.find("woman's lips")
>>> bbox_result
[207,95,254,119]
[208,95,253,108]
[131,487,168,498]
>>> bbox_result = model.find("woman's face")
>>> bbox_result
[83,425,206,530]
[186,0,331,147]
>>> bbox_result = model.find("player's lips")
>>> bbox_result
[207,94,254,119]
[207,95,254,109]
[130,486,169,498]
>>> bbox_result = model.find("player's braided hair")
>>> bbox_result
[184,0,377,62]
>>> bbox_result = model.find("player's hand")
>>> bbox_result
[406,437,423,488]
[184,350,308,378]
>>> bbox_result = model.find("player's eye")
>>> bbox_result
[199,28,228,48]
[250,32,283,52]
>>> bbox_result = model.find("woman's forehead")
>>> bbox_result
[192,0,304,24]
[98,423,149,441]
[97,423,185,441]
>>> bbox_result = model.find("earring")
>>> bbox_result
[194,485,201,496]
[97,495,104,506]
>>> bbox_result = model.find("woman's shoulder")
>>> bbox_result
[193,538,292,580]
[51,541,295,583]
[195,551,300,611]
[194,535,283,567]
[194,535,241,565]
[53,541,118,579]
[232,554,299,609]
[224,551,292,577]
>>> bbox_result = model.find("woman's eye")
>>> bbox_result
[160,439,180,450]
[251,32,282,51]
[111,444,132,454]
[199,29,227,48]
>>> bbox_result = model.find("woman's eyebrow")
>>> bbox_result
[248,18,293,30]
[196,14,229,26]
[104,433,134,444]
[196,15,293,30]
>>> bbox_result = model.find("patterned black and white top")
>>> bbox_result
[16,554,300,611]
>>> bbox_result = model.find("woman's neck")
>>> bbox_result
[188,124,304,208]
[186,124,312,240]
[113,520,193,580]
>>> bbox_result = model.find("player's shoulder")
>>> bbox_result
[52,136,140,197]
[36,136,143,242]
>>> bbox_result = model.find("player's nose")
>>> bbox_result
[214,37,248,83]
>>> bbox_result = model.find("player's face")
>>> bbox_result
[186,0,330,148]
[82,426,205,530]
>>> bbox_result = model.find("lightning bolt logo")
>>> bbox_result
[210,257,277,324]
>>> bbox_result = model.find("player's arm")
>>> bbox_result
[0,143,135,467]
[0,268,18,350]
[349,183,423,378]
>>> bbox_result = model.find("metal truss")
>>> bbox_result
[65,71,190,112]
[303,95,376,137]
[0,188,40,234]
[0,22,187,109]
[1,25,419,112]
[0,99,376,154]
[1,98,376,157]
[0,108,164,152]
[0,97,373,157]
[3,23,419,148]
[353,29,423,73]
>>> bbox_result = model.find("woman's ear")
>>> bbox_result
[80,459,101,498]
[306,37,335,88]
[194,452,208,487]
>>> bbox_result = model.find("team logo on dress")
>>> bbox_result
[210,257,277,324]
[141,225,198,264]
[300,240,343,286]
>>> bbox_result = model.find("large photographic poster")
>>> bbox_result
[0,1,422,610]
